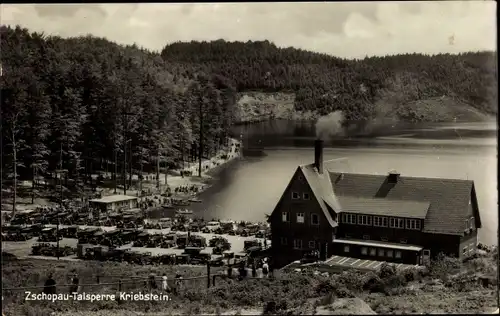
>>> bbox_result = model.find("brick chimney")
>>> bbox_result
[314,139,324,174]
[388,170,400,183]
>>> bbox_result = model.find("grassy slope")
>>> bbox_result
[2,248,498,316]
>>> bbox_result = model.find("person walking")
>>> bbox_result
[251,264,257,278]
[262,260,269,279]
[69,273,80,294]
[43,273,56,294]
[269,258,275,279]
[162,273,169,292]
[149,273,157,289]
[174,274,182,295]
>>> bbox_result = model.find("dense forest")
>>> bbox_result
[162,40,497,121]
[1,25,497,206]
[1,25,235,204]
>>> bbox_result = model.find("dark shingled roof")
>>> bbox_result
[338,196,430,219]
[299,163,340,228]
[329,172,475,236]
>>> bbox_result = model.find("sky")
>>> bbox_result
[0,2,496,59]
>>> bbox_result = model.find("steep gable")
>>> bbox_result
[269,165,337,227]
[470,183,482,229]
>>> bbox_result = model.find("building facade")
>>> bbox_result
[270,140,482,268]
[89,195,139,213]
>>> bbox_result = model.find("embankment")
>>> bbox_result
[233,92,495,125]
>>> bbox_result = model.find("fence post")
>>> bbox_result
[118,279,122,292]
[212,275,216,287]
[207,261,211,289]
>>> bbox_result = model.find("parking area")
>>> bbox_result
[325,255,419,271]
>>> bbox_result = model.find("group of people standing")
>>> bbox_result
[43,272,185,295]
[43,273,80,295]
[233,257,274,280]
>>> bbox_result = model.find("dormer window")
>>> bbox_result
[303,193,310,200]
[291,192,300,200]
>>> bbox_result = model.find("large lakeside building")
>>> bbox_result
[269,140,481,268]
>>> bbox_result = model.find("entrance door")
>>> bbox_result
[422,249,431,265]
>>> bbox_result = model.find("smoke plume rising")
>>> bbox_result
[315,111,345,140]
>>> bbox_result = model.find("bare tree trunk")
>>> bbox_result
[164,166,168,187]
[114,148,118,194]
[129,142,133,187]
[139,162,144,195]
[156,147,160,190]
[12,136,17,217]
[89,160,93,187]
[32,164,36,204]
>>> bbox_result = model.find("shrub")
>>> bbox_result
[263,300,288,315]
[428,253,461,281]
[315,279,336,295]
[378,263,397,279]
[335,286,354,298]
[362,273,384,293]
[336,269,366,292]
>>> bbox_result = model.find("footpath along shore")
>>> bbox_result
[98,137,241,199]
[1,138,242,214]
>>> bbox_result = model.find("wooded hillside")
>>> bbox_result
[1,26,497,197]
[1,26,235,197]
[162,40,497,121]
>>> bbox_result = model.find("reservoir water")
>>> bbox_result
[192,120,498,246]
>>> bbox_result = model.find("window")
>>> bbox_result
[345,233,351,238]
[311,213,319,225]
[395,251,402,259]
[282,212,289,222]
[400,238,407,244]
[462,246,468,256]
[387,250,394,257]
[291,192,300,200]
[294,239,302,249]
[381,236,388,242]
[344,245,350,253]
[469,217,475,230]
[468,243,475,255]
[378,249,385,256]
[296,213,305,224]
[342,213,356,224]
[369,248,376,256]
[363,235,370,240]
[357,215,372,226]
[373,216,388,227]
[309,241,316,248]
[406,219,422,230]
[390,217,404,229]
[361,247,368,255]
[280,237,288,245]
[303,193,310,200]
